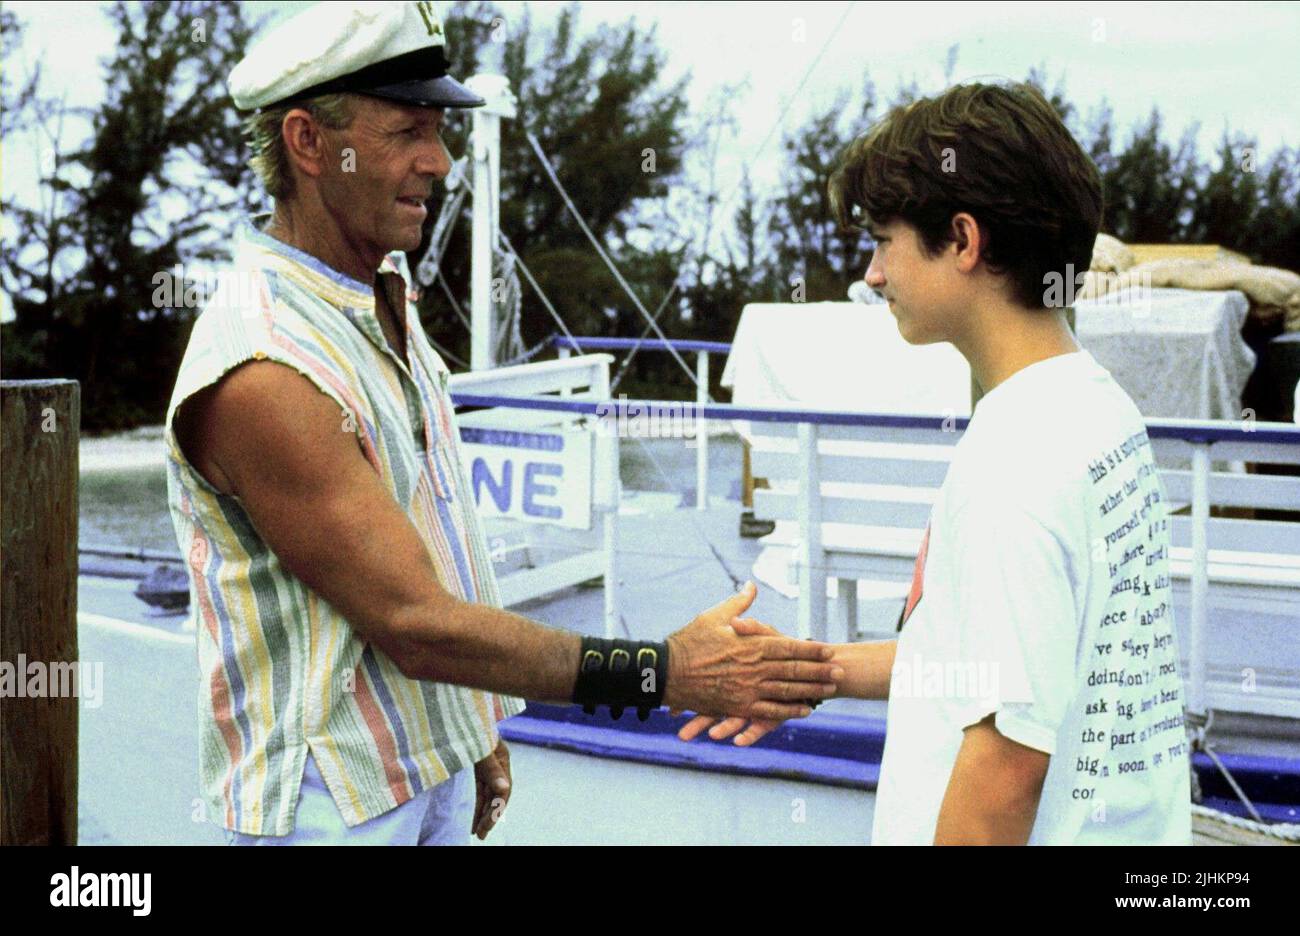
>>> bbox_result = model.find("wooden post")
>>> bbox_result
[742,440,754,507]
[1,379,80,845]
[741,440,771,509]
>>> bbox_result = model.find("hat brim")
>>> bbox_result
[360,75,485,109]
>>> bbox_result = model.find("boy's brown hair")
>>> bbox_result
[829,81,1103,310]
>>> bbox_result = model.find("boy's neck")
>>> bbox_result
[955,300,1082,396]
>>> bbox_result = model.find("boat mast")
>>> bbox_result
[466,74,516,371]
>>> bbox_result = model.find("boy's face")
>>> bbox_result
[862,219,964,345]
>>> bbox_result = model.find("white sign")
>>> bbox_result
[459,426,593,530]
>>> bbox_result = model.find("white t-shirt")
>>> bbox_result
[872,350,1192,845]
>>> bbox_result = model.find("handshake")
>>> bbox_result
[661,580,844,747]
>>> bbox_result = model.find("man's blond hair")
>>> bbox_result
[242,94,357,201]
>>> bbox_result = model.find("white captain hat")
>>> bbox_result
[228,1,484,111]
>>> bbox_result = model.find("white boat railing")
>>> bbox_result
[552,335,732,511]
[449,386,1300,718]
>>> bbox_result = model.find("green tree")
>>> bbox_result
[418,1,691,375]
[768,83,877,304]
[1187,133,1261,253]
[1,0,259,430]
[1101,109,1201,243]
[1243,149,1300,273]
[0,9,41,138]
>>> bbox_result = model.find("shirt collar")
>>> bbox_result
[235,214,409,354]
[975,349,1100,413]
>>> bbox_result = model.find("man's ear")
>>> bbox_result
[280,109,330,183]
[950,212,982,273]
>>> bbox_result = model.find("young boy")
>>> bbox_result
[681,82,1192,846]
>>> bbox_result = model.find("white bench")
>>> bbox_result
[751,414,958,642]
[752,412,1300,720]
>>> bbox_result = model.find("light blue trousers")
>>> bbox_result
[225,752,474,845]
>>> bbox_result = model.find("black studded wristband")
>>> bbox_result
[571,636,669,721]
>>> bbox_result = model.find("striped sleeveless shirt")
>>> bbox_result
[164,219,524,834]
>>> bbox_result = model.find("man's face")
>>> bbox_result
[316,96,451,257]
[862,219,962,345]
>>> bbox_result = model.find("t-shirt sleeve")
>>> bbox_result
[945,496,1081,755]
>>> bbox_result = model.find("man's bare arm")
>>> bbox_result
[176,360,839,716]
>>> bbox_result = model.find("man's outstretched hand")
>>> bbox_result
[663,583,841,723]
[676,616,802,746]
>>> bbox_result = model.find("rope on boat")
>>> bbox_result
[1186,708,1270,826]
[525,131,703,392]
[1191,804,1300,843]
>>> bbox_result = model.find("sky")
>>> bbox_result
[494,1,1300,201]
[3,0,1299,279]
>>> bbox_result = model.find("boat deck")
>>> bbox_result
[75,484,1300,844]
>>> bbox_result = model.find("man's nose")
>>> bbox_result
[417,135,451,181]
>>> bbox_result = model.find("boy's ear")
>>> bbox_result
[950,212,982,271]
[951,215,969,252]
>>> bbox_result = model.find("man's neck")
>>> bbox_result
[953,299,1082,395]
[263,201,383,285]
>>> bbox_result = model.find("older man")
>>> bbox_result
[165,1,839,846]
